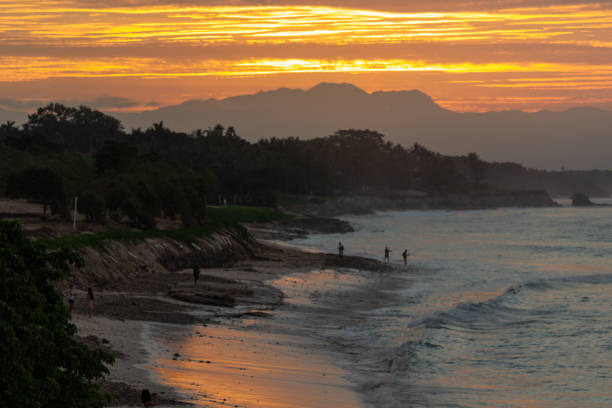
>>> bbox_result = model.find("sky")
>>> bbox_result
[1,0,611,113]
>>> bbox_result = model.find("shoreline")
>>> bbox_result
[71,234,410,407]
[277,190,559,217]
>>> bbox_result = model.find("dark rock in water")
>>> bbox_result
[571,192,595,206]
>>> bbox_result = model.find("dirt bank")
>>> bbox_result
[67,238,394,407]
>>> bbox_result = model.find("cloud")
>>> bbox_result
[0,98,45,110]
[0,95,159,112]
[1,0,610,112]
[79,95,143,109]
[67,0,607,12]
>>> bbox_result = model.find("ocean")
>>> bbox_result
[290,200,612,407]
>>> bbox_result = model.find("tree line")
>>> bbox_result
[0,104,492,227]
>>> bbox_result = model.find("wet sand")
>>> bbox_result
[71,240,410,407]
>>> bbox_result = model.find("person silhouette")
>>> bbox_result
[402,249,409,266]
[86,288,94,318]
[193,265,200,287]
[384,246,391,263]
[338,242,344,258]
[141,389,157,406]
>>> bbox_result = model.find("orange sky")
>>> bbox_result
[1,0,611,112]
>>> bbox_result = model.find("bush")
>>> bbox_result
[79,191,106,223]
[122,195,156,229]
[6,167,67,218]
[0,220,114,407]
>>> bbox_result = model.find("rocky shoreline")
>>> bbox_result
[281,190,559,217]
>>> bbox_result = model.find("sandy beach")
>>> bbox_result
[70,236,411,407]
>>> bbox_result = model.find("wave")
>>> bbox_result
[343,271,612,405]
[408,272,612,333]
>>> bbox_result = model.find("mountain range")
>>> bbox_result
[4,83,612,170]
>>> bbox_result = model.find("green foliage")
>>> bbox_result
[0,143,95,216]
[409,143,469,193]
[2,103,483,225]
[38,206,289,251]
[0,141,34,182]
[25,103,123,153]
[94,141,137,175]
[207,205,292,224]
[0,221,114,407]
[467,152,486,184]
[78,192,106,223]
[122,195,155,229]
[39,221,249,251]
[0,120,19,140]
[6,167,67,218]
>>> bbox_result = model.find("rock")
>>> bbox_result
[571,192,595,206]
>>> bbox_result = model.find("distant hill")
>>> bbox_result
[0,108,27,125]
[112,83,612,170]
[3,83,611,170]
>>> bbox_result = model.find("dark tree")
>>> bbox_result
[6,167,67,218]
[78,191,106,223]
[467,152,486,184]
[25,104,123,153]
[94,141,137,175]
[0,220,114,407]
[0,120,19,140]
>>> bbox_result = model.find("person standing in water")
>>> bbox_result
[402,249,409,266]
[338,242,344,258]
[384,246,391,263]
[86,288,94,318]
[193,264,200,287]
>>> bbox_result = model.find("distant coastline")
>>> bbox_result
[280,190,559,217]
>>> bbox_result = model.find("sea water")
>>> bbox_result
[291,200,612,407]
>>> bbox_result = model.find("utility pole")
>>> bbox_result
[73,196,78,232]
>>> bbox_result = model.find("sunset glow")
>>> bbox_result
[1,0,611,111]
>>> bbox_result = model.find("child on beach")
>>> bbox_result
[86,288,94,318]
[338,242,344,258]
[140,389,157,406]
[402,249,409,266]
[384,246,391,263]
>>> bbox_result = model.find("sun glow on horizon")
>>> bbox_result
[1,1,611,111]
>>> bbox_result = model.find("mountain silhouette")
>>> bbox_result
[113,83,611,170]
[2,83,611,170]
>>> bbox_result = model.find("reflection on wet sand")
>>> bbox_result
[151,323,364,408]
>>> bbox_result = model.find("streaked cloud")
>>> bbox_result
[0,95,159,112]
[0,0,611,111]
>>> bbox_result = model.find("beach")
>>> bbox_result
[71,235,409,407]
